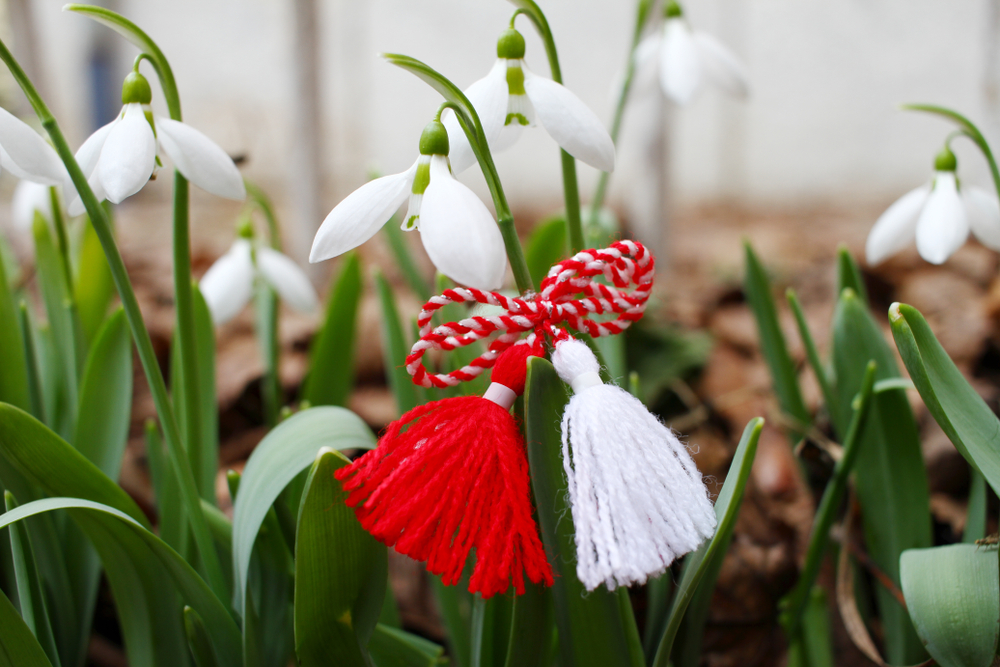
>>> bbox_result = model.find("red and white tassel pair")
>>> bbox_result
[337,241,715,596]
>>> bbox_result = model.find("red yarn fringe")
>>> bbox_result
[335,395,553,597]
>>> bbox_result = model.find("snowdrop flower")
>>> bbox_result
[12,181,59,231]
[634,0,749,106]
[310,119,507,290]
[0,106,66,188]
[200,224,318,326]
[443,27,615,174]
[67,70,245,216]
[866,147,1000,265]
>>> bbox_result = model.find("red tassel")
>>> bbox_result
[335,344,553,598]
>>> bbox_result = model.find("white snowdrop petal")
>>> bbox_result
[660,19,702,105]
[692,31,750,98]
[865,185,929,265]
[156,117,246,200]
[76,120,117,177]
[444,60,510,174]
[309,162,417,263]
[12,181,53,230]
[199,239,255,325]
[256,246,319,313]
[98,103,156,204]
[523,69,616,172]
[0,106,66,185]
[68,172,106,218]
[915,173,969,264]
[418,156,506,290]
[963,186,1000,251]
[631,33,663,96]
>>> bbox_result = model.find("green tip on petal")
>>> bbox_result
[418,120,450,156]
[121,70,152,105]
[665,0,683,18]
[497,28,526,59]
[934,145,958,172]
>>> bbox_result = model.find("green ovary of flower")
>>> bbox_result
[418,119,450,156]
[934,145,957,172]
[121,70,152,105]
[496,28,526,59]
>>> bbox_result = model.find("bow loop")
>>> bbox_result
[405,240,654,389]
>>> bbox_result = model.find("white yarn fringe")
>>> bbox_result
[552,339,718,591]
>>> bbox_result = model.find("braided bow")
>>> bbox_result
[406,240,654,389]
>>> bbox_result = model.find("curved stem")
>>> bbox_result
[508,0,584,252]
[0,34,228,601]
[588,0,654,229]
[244,180,283,252]
[441,101,534,293]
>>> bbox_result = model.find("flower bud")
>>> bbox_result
[665,0,683,18]
[237,216,255,239]
[496,28,526,60]
[121,71,152,105]
[934,146,957,172]
[418,120,450,156]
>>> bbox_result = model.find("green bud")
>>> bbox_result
[934,145,957,172]
[665,0,683,18]
[121,71,152,105]
[418,120,450,156]
[236,216,255,239]
[496,28,526,59]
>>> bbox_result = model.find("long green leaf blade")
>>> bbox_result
[73,215,115,347]
[889,303,1000,493]
[303,252,362,408]
[831,289,929,663]
[375,272,420,414]
[653,417,764,666]
[294,448,386,667]
[0,585,52,667]
[232,406,375,615]
[369,624,446,667]
[524,357,634,667]
[0,245,28,412]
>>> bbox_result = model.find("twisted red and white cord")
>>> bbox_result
[405,240,654,389]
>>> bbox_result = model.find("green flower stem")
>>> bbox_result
[509,0,585,253]
[780,360,876,640]
[903,104,1000,203]
[0,34,228,602]
[65,5,207,501]
[244,180,283,252]
[587,0,654,230]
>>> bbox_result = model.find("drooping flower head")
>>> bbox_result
[68,69,245,216]
[200,219,318,325]
[866,145,1000,265]
[635,0,750,106]
[310,118,507,290]
[443,26,615,174]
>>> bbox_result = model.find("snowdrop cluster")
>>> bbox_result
[866,147,1000,265]
[635,0,749,105]
[68,69,245,216]
[310,119,507,290]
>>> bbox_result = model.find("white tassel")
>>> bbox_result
[552,338,717,591]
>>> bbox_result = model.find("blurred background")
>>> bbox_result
[2,0,998,267]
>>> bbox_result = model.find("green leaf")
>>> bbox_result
[0,245,29,412]
[183,606,220,667]
[303,252,363,408]
[146,420,186,553]
[625,323,711,407]
[375,272,420,415]
[0,585,52,667]
[831,290,930,663]
[430,576,472,667]
[503,583,554,667]
[524,357,635,667]
[964,469,987,543]
[0,497,241,667]
[900,544,999,667]
[889,303,1000,494]
[232,406,375,616]
[73,216,115,347]
[3,493,60,667]
[835,246,869,306]
[0,403,147,527]
[743,243,808,435]
[786,587,834,667]
[382,220,432,303]
[32,216,78,440]
[193,286,219,500]
[16,304,45,422]
[253,283,281,428]
[653,417,764,666]
[73,308,132,479]
[294,448,386,667]
[471,594,514,667]
[525,215,568,288]
[368,624,446,667]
